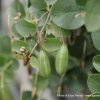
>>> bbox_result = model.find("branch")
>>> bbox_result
[39,12,50,40]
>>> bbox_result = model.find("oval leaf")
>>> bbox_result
[85,0,100,31]
[8,0,25,18]
[93,55,100,72]
[92,30,100,51]
[30,56,39,71]
[87,74,100,93]
[45,0,57,5]
[0,36,11,55]
[42,38,62,52]
[87,93,100,100]
[30,0,47,11]
[51,0,84,29]
[12,40,29,53]
[12,25,22,39]
[0,54,8,70]
[15,19,36,37]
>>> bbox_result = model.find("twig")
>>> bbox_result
[18,0,21,12]
[82,40,87,59]
[57,73,66,95]
[38,11,48,22]
[28,43,38,57]
[28,12,49,58]
[39,12,50,40]
[20,84,23,100]
[8,15,14,41]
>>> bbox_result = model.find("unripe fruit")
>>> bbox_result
[38,50,51,77]
[55,44,68,75]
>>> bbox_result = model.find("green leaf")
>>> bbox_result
[30,0,47,11]
[51,0,85,29]
[0,36,11,55]
[12,40,29,52]
[22,91,31,100]
[93,55,100,72]
[15,19,36,37]
[87,93,100,100]
[92,30,100,51]
[12,24,22,39]
[44,0,57,5]
[37,77,49,91]
[87,74,100,93]
[48,23,63,37]
[47,23,69,37]
[42,38,62,52]
[0,54,8,69]
[26,6,42,20]
[85,0,100,32]
[4,68,14,80]
[12,58,19,70]
[32,76,49,91]
[4,59,19,80]
[0,58,19,79]
[30,56,39,71]
[0,83,13,100]
[8,0,25,18]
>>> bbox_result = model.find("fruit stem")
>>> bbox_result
[57,73,65,95]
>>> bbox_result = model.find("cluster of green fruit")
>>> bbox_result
[30,44,68,77]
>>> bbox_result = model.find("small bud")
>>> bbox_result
[75,11,86,18]
[20,46,26,53]
[17,12,22,17]
[34,18,39,24]
[80,12,86,17]
[14,16,20,20]
[14,12,22,20]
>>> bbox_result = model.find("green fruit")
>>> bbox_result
[38,50,51,77]
[55,44,68,75]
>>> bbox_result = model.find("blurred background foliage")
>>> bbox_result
[0,0,100,100]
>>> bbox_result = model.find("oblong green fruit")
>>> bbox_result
[38,50,51,77]
[55,44,68,75]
